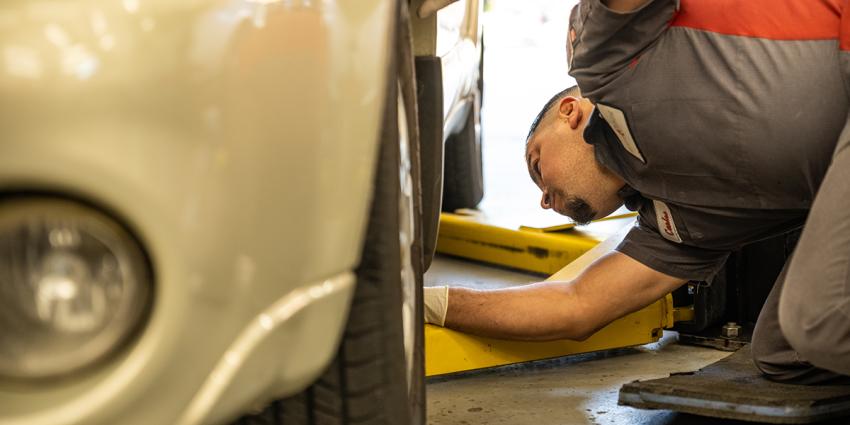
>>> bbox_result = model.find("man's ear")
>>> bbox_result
[557,97,583,130]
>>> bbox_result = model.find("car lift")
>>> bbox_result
[425,210,691,377]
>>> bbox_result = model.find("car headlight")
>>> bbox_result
[0,198,152,380]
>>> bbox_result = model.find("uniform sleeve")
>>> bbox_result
[569,0,679,100]
[615,214,730,282]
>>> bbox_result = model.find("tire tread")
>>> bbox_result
[233,1,423,424]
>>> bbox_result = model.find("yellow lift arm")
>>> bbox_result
[425,213,678,376]
[436,210,638,275]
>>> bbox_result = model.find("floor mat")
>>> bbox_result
[618,345,850,424]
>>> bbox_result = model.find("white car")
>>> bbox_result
[0,0,482,424]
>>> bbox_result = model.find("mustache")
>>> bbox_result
[551,187,597,225]
[564,197,596,225]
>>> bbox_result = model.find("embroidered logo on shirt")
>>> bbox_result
[653,200,682,243]
[596,104,645,163]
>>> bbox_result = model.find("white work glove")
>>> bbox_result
[417,0,459,18]
[424,285,450,326]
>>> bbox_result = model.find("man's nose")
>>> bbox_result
[540,191,551,209]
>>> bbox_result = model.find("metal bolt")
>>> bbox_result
[721,322,741,338]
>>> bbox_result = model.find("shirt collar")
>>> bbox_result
[584,105,625,174]
[617,185,643,211]
[585,106,644,211]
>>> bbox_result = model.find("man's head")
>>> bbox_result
[525,86,625,224]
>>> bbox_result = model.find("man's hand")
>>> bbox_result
[424,285,450,326]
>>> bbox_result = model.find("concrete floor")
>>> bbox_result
[423,3,757,423]
[425,256,737,425]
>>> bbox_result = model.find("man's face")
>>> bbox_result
[525,97,623,224]
[526,129,597,224]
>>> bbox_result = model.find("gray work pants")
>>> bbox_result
[751,116,850,384]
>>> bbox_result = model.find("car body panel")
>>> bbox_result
[409,0,483,266]
[0,0,393,423]
[436,0,482,137]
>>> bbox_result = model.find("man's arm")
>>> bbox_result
[443,251,686,341]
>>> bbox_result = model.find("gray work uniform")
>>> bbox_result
[569,0,850,382]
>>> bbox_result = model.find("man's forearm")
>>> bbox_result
[433,252,687,342]
[444,281,591,341]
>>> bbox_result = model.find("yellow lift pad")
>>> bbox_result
[426,214,677,377]
[436,210,637,275]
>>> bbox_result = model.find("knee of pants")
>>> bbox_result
[750,326,799,382]
[778,286,850,370]
[751,339,781,378]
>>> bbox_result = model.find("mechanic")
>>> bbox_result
[424,0,850,384]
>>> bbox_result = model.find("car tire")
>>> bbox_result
[232,1,424,425]
[441,94,483,212]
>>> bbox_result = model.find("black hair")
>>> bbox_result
[525,85,581,143]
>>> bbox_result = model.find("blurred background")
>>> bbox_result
[478,0,577,221]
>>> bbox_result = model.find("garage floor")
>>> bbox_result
[425,2,778,424]
[424,258,850,425]
[424,257,737,425]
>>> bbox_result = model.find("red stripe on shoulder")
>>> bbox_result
[670,0,841,41]
[841,0,850,50]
